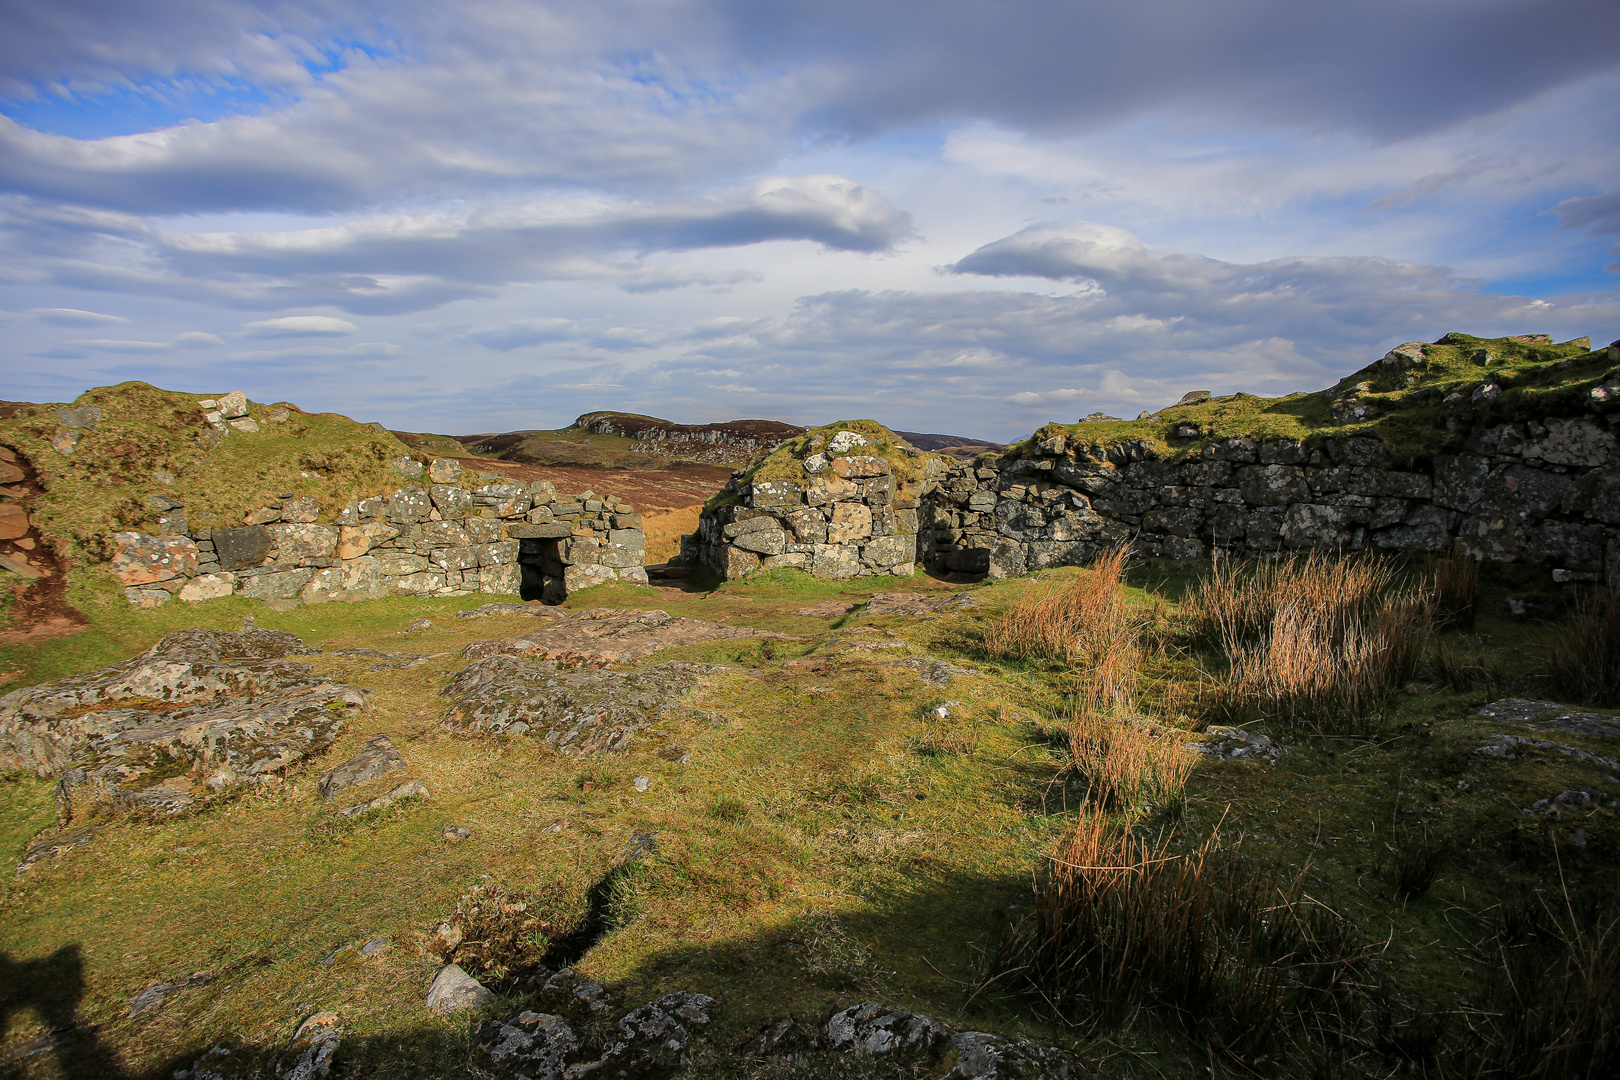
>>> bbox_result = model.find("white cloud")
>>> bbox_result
[64,338,168,353]
[226,341,400,361]
[30,306,128,325]
[243,315,359,336]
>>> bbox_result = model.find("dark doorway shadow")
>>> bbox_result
[0,943,128,1078]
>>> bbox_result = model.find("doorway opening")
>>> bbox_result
[518,538,566,603]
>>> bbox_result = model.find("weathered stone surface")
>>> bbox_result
[750,480,802,508]
[826,1002,949,1054]
[55,404,103,430]
[374,552,430,576]
[110,532,199,585]
[0,502,27,540]
[300,556,389,604]
[427,964,495,1014]
[1236,465,1310,507]
[238,567,316,601]
[825,430,870,453]
[386,487,433,523]
[442,654,720,752]
[281,1011,342,1080]
[319,734,406,797]
[430,484,473,518]
[832,455,888,479]
[827,503,873,543]
[732,526,787,556]
[392,456,425,480]
[510,521,573,539]
[0,628,362,816]
[179,573,235,601]
[340,779,428,817]
[810,543,861,579]
[458,608,789,667]
[267,523,338,562]
[429,458,463,484]
[480,563,521,595]
[862,535,914,569]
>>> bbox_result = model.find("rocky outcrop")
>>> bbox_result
[0,627,365,818]
[457,607,793,667]
[575,412,802,467]
[110,479,649,608]
[441,653,724,754]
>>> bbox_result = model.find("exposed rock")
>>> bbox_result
[110,532,199,585]
[900,657,971,687]
[826,430,870,453]
[339,780,428,817]
[1171,390,1212,407]
[479,1011,578,1079]
[0,628,363,818]
[442,825,471,842]
[426,963,495,1014]
[1477,699,1620,739]
[457,607,792,667]
[15,825,100,873]
[318,734,406,798]
[441,656,721,753]
[861,592,980,618]
[1525,789,1618,818]
[126,970,212,1019]
[1477,734,1620,771]
[1192,726,1280,761]
[212,525,272,570]
[826,1001,950,1054]
[279,1011,342,1080]
[795,600,857,618]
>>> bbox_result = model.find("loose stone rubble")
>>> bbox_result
[0,627,365,819]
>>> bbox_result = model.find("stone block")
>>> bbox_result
[1324,437,1388,468]
[894,507,920,534]
[374,552,430,576]
[387,570,443,594]
[1236,465,1310,507]
[211,525,271,570]
[826,430,869,453]
[805,475,857,506]
[508,521,572,539]
[832,455,888,479]
[1259,438,1308,465]
[433,545,480,572]
[1207,437,1258,463]
[430,485,472,518]
[862,535,914,568]
[428,458,463,484]
[387,488,433,523]
[827,503,874,544]
[279,496,318,523]
[420,520,471,548]
[750,480,802,508]
[178,573,235,601]
[612,513,643,530]
[237,567,316,601]
[391,456,425,480]
[464,518,502,544]
[475,540,518,566]
[479,563,521,595]
[786,506,827,544]
[525,504,555,524]
[809,543,861,579]
[1521,418,1618,469]
[110,532,200,585]
[564,563,617,592]
[266,523,338,562]
[1280,504,1351,548]
[215,391,249,419]
[733,527,787,556]
[761,552,810,570]
[723,514,783,540]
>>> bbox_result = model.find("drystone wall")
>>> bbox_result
[692,415,1620,586]
[684,430,931,580]
[922,418,1620,583]
[112,458,647,608]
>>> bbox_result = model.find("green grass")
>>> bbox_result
[1003,332,1605,465]
[2,555,1618,1077]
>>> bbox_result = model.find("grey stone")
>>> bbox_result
[237,567,317,601]
[387,488,433,523]
[280,496,319,523]
[732,527,787,556]
[318,734,406,798]
[1192,726,1279,761]
[267,523,338,562]
[340,779,428,818]
[427,963,495,1014]
[430,485,473,518]
[750,480,802,508]
[54,405,103,431]
[212,525,272,571]
[509,522,573,539]
[280,1011,342,1080]
[1236,464,1310,507]
[1170,390,1212,407]
[428,458,463,484]
[392,456,425,480]
[826,1002,949,1054]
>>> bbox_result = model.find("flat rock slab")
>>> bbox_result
[794,601,857,618]
[1477,733,1620,771]
[860,593,980,619]
[340,779,428,817]
[1477,698,1620,739]
[15,825,100,874]
[442,656,723,754]
[319,734,406,798]
[459,607,793,667]
[0,627,365,820]
[457,603,569,620]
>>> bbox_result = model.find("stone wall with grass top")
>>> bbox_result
[692,336,1620,586]
[684,422,940,580]
[111,441,647,608]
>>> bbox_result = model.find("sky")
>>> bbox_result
[1,1,1618,442]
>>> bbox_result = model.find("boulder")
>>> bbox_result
[825,430,870,453]
[827,503,873,543]
[430,484,473,518]
[386,488,433,523]
[831,455,888,479]
[427,964,495,1014]
[215,391,249,419]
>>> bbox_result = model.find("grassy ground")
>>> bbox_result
[0,558,1613,1078]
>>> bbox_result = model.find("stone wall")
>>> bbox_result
[923,417,1620,584]
[684,430,930,580]
[689,416,1620,586]
[112,458,648,608]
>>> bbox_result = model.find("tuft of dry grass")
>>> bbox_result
[1065,707,1195,814]
[986,812,1368,1063]
[641,504,703,563]
[1432,541,1481,630]
[1544,593,1620,707]
[984,546,1141,714]
[1189,553,1432,736]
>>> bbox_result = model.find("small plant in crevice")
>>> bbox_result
[1544,593,1620,707]
[982,812,1371,1067]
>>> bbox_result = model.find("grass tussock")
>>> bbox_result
[1458,890,1620,1078]
[1435,641,1506,695]
[1188,553,1432,736]
[984,547,1141,714]
[1065,708,1195,815]
[1544,593,1620,707]
[437,881,584,982]
[986,812,1368,1064]
[1432,541,1481,630]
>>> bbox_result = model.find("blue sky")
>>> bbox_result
[2,0,1618,441]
